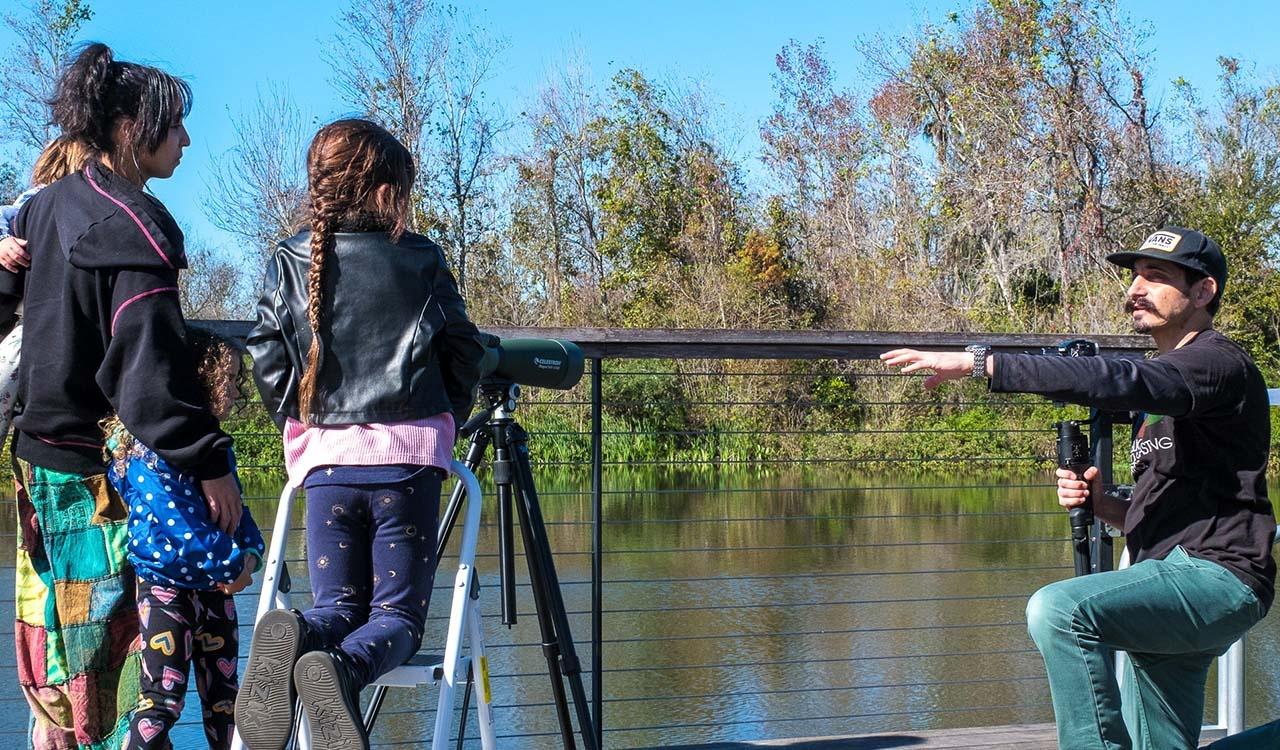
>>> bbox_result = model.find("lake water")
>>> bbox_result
[0,469,1276,748]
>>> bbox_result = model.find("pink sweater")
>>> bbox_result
[282,413,455,485]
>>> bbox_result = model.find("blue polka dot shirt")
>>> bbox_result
[109,442,265,590]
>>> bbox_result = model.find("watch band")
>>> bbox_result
[964,344,990,378]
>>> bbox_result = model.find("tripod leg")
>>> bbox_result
[512,480,578,749]
[508,427,599,750]
[437,430,492,561]
[492,425,520,625]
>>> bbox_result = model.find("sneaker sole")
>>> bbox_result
[235,609,304,750]
[294,652,368,750]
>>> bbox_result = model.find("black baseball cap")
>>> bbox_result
[1106,226,1227,294]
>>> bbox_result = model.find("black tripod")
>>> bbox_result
[436,381,599,750]
[1057,419,1094,577]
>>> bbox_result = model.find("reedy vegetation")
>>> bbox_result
[4,0,1280,474]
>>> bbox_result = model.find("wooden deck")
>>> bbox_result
[666,723,1228,749]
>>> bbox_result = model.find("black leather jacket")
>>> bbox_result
[247,231,484,429]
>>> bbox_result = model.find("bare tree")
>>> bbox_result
[180,239,252,321]
[761,40,871,323]
[762,40,870,254]
[0,0,93,157]
[202,83,308,263]
[425,14,509,293]
[851,1,1168,331]
[330,0,446,209]
[509,57,609,323]
[330,1,511,296]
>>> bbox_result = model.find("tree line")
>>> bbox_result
[4,0,1280,387]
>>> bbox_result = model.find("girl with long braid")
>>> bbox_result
[242,119,484,750]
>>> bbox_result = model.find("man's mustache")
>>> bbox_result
[1124,298,1153,314]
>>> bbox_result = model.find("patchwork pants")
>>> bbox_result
[14,459,142,749]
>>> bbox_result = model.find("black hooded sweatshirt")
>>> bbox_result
[3,161,231,478]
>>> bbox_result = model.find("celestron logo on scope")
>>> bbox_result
[533,357,562,370]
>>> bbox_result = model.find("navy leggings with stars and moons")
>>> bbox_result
[300,465,443,689]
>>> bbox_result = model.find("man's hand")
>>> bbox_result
[200,473,243,534]
[217,560,253,595]
[1056,466,1101,510]
[880,349,976,389]
[0,236,30,272]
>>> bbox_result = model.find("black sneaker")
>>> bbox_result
[294,650,369,750]
[236,609,306,750]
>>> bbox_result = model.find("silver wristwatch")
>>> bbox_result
[964,344,991,379]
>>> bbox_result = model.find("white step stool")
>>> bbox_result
[230,460,496,750]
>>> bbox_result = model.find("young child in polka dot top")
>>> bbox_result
[102,325,264,750]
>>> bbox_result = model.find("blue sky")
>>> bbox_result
[4,0,1280,258]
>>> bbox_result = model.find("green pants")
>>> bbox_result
[1026,546,1265,750]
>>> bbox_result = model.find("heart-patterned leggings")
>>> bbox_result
[128,582,240,750]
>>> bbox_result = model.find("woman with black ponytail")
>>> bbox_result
[3,43,241,749]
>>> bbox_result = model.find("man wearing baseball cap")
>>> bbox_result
[882,226,1275,749]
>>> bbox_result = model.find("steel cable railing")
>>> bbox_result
[8,329,1267,749]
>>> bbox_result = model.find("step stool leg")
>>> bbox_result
[256,483,300,622]
[454,659,474,750]
[432,560,474,749]
[363,685,390,734]
[230,483,301,750]
[294,700,311,750]
[466,589,496,750]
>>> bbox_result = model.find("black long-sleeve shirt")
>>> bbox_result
[5,162,231,478]
[991,330,1276,610]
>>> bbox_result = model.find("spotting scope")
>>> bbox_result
[478,333,584,390]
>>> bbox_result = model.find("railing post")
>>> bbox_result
[1216,639,1245,734]
[1088,407,1115,573]
[1228,639,1245,734]
[590,357,604,748]
[1212,393,1279,735]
